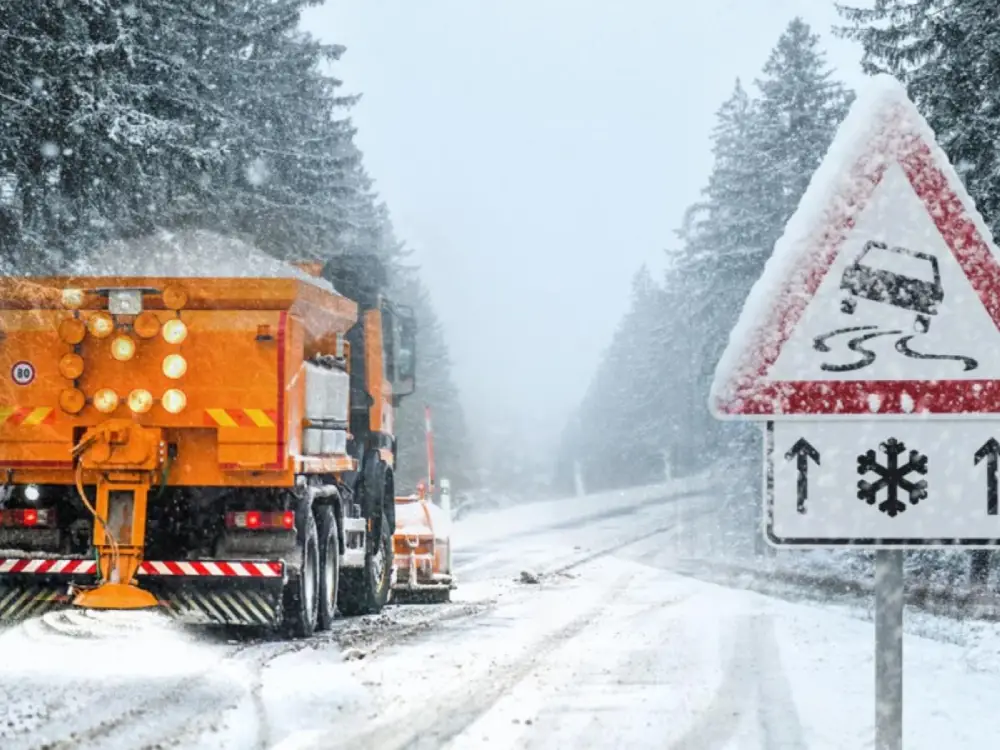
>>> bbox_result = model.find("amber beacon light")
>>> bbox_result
[161,388,186,414]
[92,388,119,414]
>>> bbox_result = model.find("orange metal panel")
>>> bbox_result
[364,309,384,438]
[0,275,355,487]
[285,314,305,462]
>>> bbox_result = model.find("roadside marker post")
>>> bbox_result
[709,74,1000,750]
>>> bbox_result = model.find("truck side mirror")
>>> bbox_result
[392,306,417,402]
[398,311,417,381]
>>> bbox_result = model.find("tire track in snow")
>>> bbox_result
[665,613,806,750]
[325,572,639,750]
[316,518,704,749]
[453,490,707,581]
[14,639,308,750]
[666,615,758,750]
[753,614,807,749]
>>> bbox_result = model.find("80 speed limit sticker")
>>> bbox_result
[11,361,35,386]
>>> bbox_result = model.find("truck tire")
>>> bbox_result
[338,469,393,616]
[282,499,319,638]
[316,505,340,631]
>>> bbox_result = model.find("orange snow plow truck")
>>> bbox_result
[0,250,418,636]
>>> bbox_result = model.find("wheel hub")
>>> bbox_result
[372,530,386,586]
[323,539,336,602]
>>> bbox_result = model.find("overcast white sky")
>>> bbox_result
[301,1,870,466]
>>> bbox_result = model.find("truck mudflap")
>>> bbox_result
[0,558,286,627]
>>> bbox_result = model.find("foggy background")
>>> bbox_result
[302,1,868,492]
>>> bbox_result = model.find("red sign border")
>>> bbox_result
[713,103,1000,418]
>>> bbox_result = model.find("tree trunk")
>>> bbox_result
[970,551,991,587]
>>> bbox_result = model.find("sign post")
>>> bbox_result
[710,74,1000,747]
[875,550,904,750]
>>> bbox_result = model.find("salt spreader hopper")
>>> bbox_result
[0,236,417,637]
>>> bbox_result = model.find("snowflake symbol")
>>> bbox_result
[857,438,928,517]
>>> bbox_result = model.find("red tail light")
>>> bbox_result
[0,508,56,528]
[225,510,295,531]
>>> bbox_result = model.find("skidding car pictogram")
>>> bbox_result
[839,240,943,333]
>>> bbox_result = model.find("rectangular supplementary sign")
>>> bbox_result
[765,420,1000,547]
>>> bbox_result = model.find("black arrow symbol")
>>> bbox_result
[975,438,1000,516]
[785,438,820,514]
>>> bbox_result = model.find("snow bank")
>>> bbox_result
[709,73,1000,412]
[36,228,337,292]
[452,473,715,549]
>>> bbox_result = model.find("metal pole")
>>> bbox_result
[875,549,904,750]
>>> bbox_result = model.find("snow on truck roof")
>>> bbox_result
[57,229,338,294]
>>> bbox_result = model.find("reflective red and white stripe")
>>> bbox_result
[138,561,283,577]
[0,558,282,577]
[0,558,96,574]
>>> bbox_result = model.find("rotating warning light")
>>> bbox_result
[93,388,119,414]
[162,285,188,311]
[61,288,84,309]
[59,388,86,415]
[111,335,136,362]
[58,353,84,380]
[128,389,154,414]
[161,388,186,414]
[162,319,187,345]
[162,353,187,379]
[134,311,160,339]
[87,312,114,339]
[58,318,86,345]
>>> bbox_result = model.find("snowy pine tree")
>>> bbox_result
[838,0,1000,585]
[681,78,771,460]
[563,19,851,509]
[0,1,380,271]
[391,269,475,495]
[0,2,457,507]
[836,0,1000,236]
[753,17,853,250]
[559,265,673,493]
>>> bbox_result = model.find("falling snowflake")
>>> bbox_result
[245,157,269,187]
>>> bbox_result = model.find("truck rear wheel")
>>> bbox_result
[316,505,340,631]
[282,501,319,637]
[338,474,393,616]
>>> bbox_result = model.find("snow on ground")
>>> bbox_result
[452,473,713,549]
[2,483,1000,748]
[277,529,1000,749]
[0,609,256,750]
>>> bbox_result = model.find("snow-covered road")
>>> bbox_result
[1,481,1000,749]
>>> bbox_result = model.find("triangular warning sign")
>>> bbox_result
[710,74,1000,419]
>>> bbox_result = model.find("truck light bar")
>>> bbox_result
[0,508,56,528]
[224,510,294,531]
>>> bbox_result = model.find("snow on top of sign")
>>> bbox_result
[709,73,1000,415]
[55,228,337,293]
